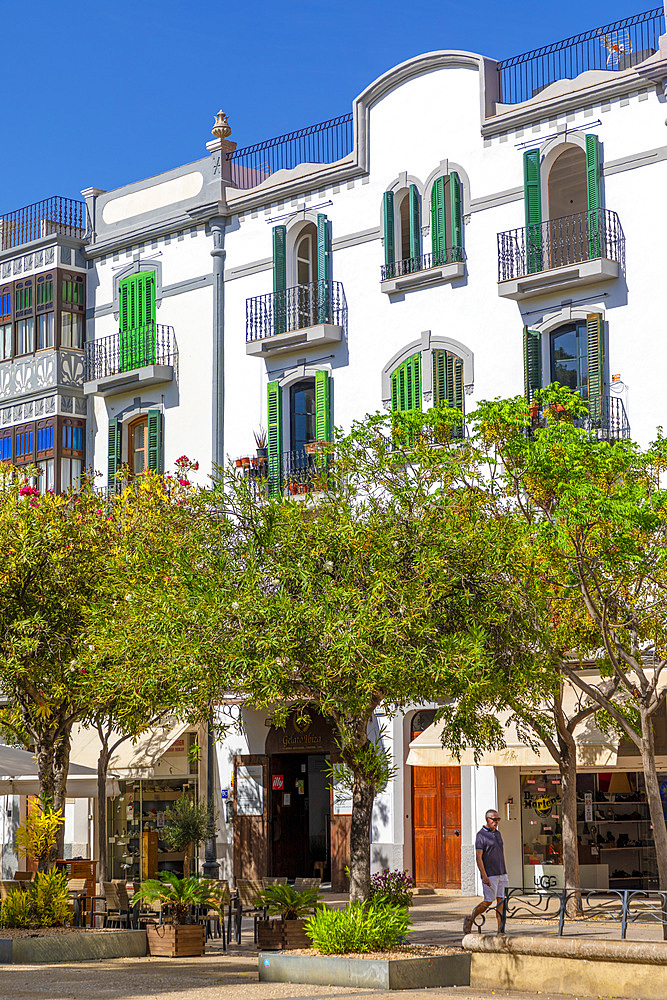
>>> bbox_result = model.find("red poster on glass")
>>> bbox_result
[272,774,284,791]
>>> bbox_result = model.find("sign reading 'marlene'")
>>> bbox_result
[265,709,338,756]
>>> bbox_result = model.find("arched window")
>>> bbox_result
[271,215,331,334]
[430,174,462,265]
[523,314,604,418]
[388,342,467,437]
[382,186,420,277]
[129,417,148,475]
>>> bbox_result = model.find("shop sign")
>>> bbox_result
[272,774,284,791]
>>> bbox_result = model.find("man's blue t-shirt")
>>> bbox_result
[475,825,506,876]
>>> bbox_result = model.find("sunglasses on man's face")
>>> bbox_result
[488,816,500,823]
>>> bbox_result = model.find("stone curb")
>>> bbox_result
[462,932,667,965]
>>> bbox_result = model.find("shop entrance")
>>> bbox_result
[411,711,461,889]
[270,753,330,880]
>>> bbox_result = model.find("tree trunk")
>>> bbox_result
[53,733,71,861]
[639,707,667,893]
[558,742,581,914]
[97,741,110,885]
[348,769,375,903]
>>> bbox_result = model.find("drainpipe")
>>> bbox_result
[209,215,226,472]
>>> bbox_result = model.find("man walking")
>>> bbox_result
[463,808,508,935]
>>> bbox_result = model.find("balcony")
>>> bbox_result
[240,449,329,500]
[380,248,465,295]
[497,209,624,300]
[530,395,630,441]
[246,280,346,358]
[0,196,86,250]
[83,324,177,397]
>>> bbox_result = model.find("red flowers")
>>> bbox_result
[19,484,39,498]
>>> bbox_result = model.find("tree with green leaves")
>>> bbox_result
[474,384,667,889]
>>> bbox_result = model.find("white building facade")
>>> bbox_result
[77,7,667,892]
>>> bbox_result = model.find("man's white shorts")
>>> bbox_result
[482,873,509,902]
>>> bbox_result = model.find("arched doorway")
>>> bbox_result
[547,145,588,267]
[294,223,318,328]
[410,710,461,889]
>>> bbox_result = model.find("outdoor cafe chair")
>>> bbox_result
[261,877,287,887]
[294,877,321,892]
[197,880,229,948]
[102,882,131,929]
[0,880,17,900]
[234,878,265,945]
[66,878,88,927]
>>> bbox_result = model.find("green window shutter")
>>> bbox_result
[586,313,604,421]
[147,409,163,474]
[107,417,122,493]
[431,176,446,265]
[433,350,445,406]
[315,370,330,442]
[449,172,462,263]
[272,225,287,335]
[523,150,542,274]
[392,353,422,413]
[523,327,541,403]
[586,134,602,258]
[391,369,399,412]
[383,191,395,269]
[119,272,156,371]
[267,380,283,498]
[317,214,331,324]
[409,185,420,265]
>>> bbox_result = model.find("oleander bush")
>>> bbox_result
[0,889,32,928]
[368,869,414,908]
[305,901,410,954]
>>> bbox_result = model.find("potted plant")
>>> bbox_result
[134,872,221,957]
[254,428,268,460]
[162,793,215,878]
[255,883,320,950]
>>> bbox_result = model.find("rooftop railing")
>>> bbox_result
[499,7,665,105]
[0,197,86,250]
[497,209,624,282]
[227,114,354,190]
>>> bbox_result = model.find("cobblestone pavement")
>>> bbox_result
[0,956,593,1000]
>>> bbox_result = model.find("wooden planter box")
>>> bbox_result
[146,923,205,958]
[256,917,311,951]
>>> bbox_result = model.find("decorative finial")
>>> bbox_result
[212,110,231,140]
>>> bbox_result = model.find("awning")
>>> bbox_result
[0,744,113,798]
[69,719,194,779]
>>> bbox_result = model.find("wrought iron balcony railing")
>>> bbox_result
[381,246,465,281]
[497,209,624,282]
[84,324,178,382]
[530,395,630,442]
[499,7,664,105]
[246,280,347,343]
[0,196,86,250]
[227,114,354,191]
[241,448,330,500]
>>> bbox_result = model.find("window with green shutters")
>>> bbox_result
[523,149,543,275]
[391,353,422,413]
[107,417,122,493]
[523,327,541,404]
[585,134,602,259]
[147,409,163,474]
[432,349,464,437]
[314,370,330,442]
[118,271,156,372]
[316,214,331,324]
[586,313,604,421]
[272,225,287,335]
[430,173,463,266]
[267,380,283,498]
[383,191,395,270]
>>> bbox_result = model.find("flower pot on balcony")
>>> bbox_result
[528,405,539,419]
[256,447,268,460]
[235,459,244,468]
[304,442,317,455]
[256,917,311,951]
[241,457,250,469]
[251,457,259,468]
[146,923,205,958]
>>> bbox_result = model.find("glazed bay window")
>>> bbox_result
[37,312,55,350]
[61,418,85,492]
[61,311,83,349]
[16,317,34,355]
[0,322,11,360]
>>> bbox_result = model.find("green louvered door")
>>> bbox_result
[317,214,331,323]
[409,184,420,271]
[586,134,602,259]
[523,327,541,403]
[273,225,287,335]
[449,172,462,263]
[433,350,464,438]
[391,353,422,413]
[267,380,283,498]
[431,176,447,266]
[147,409,163,473]
[107,417,122,493]
[586,313,604,421]
[523,150,542,275]
[315,370,330,442]
[383,191,395,275]
[119,271,156,372]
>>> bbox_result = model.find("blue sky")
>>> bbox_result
[1,0,652,209]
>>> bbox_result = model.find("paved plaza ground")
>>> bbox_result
[0,891,659,1000]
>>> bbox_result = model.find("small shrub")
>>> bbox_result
[368,869,414,908]
[305,901,410,954]
[31,869,70,927]
[15,807,64,869]
[255,883,320,919]
[0,889,31,928]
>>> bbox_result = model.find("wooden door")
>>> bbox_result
[234,754,269,880]
[412,765,461,888]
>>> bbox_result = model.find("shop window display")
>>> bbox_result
[521,771,662,891]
